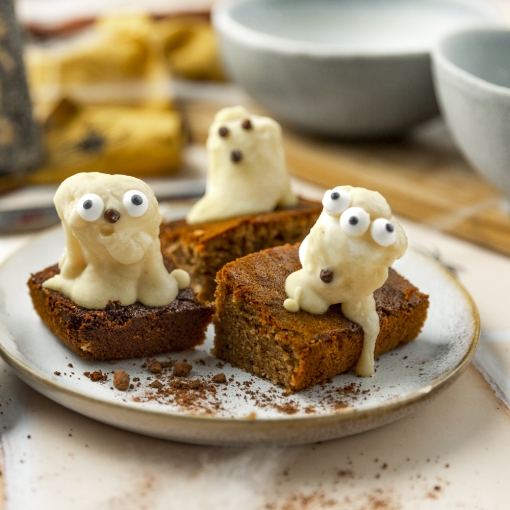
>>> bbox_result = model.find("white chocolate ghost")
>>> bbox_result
[186,105,297,225]
[43,172,190,309]
[284,186,407,377]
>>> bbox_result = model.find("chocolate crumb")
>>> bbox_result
[434,485,441,491]
[68,363,73,368]
[148,362,162,374]
[150,380,163,389]
[85,370,107,382]
[173,362,192,377]
[212,373,227,384]
[113,370,130,391]
[54,371,61,376]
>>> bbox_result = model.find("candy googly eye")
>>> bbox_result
[322,187,351,215]
[123,190,149,217]
[77,194,104,221]
[340,207,370,236]
[370,218,397,246]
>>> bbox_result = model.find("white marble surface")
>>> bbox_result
[1,177,510,509]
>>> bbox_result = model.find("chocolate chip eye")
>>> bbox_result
[218,126,229,137]
[371,218,397,246]
[340,207,370,236]
[77,193,104,221]
[241,119,252,130]
[322,187,351,214]
[231,150,243,163]
[123,190,149,217]
[320,269,334,283]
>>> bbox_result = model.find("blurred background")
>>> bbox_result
[2,0,510,260]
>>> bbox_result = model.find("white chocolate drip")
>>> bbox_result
[284,186,407,377]
[43,172,190,309]
[186,106,297,225]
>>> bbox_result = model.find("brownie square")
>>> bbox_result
[213,244,429,392]
[28,264,213,361]
[160,198,322,303]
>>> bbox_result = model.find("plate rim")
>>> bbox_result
[0,226,480,431]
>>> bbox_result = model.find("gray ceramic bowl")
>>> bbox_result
[213,0,500,138]
[432,29,510,209]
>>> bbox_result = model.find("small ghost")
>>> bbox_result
[186,105,297,224]
[43,172,190,309]
[284,186,408,377]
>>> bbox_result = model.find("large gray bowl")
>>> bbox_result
[432,29,510,209]
[213,0,501,138]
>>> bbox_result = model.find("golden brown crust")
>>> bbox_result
[213,244,429,392]
[160,198,322,303]
[28,264,214,361]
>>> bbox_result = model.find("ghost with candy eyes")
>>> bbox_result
[43,172,190,309]
[284,185,408,377]
[186,105,297,225]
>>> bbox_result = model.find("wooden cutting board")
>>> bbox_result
[179,99,510,258]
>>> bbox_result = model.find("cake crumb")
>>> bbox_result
[85,370,107,382]
[148,362,162,374]
[173,362,192,377]
[150,380,163,389]
[212,373,227,384]
[113,370,130,391]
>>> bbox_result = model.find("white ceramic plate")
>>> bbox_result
[0,226,479,446]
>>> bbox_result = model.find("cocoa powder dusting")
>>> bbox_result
[81,355,366,416]
[134,375,226,414]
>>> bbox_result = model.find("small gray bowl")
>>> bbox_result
[213,0,500,138]
[432,29,510,209]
